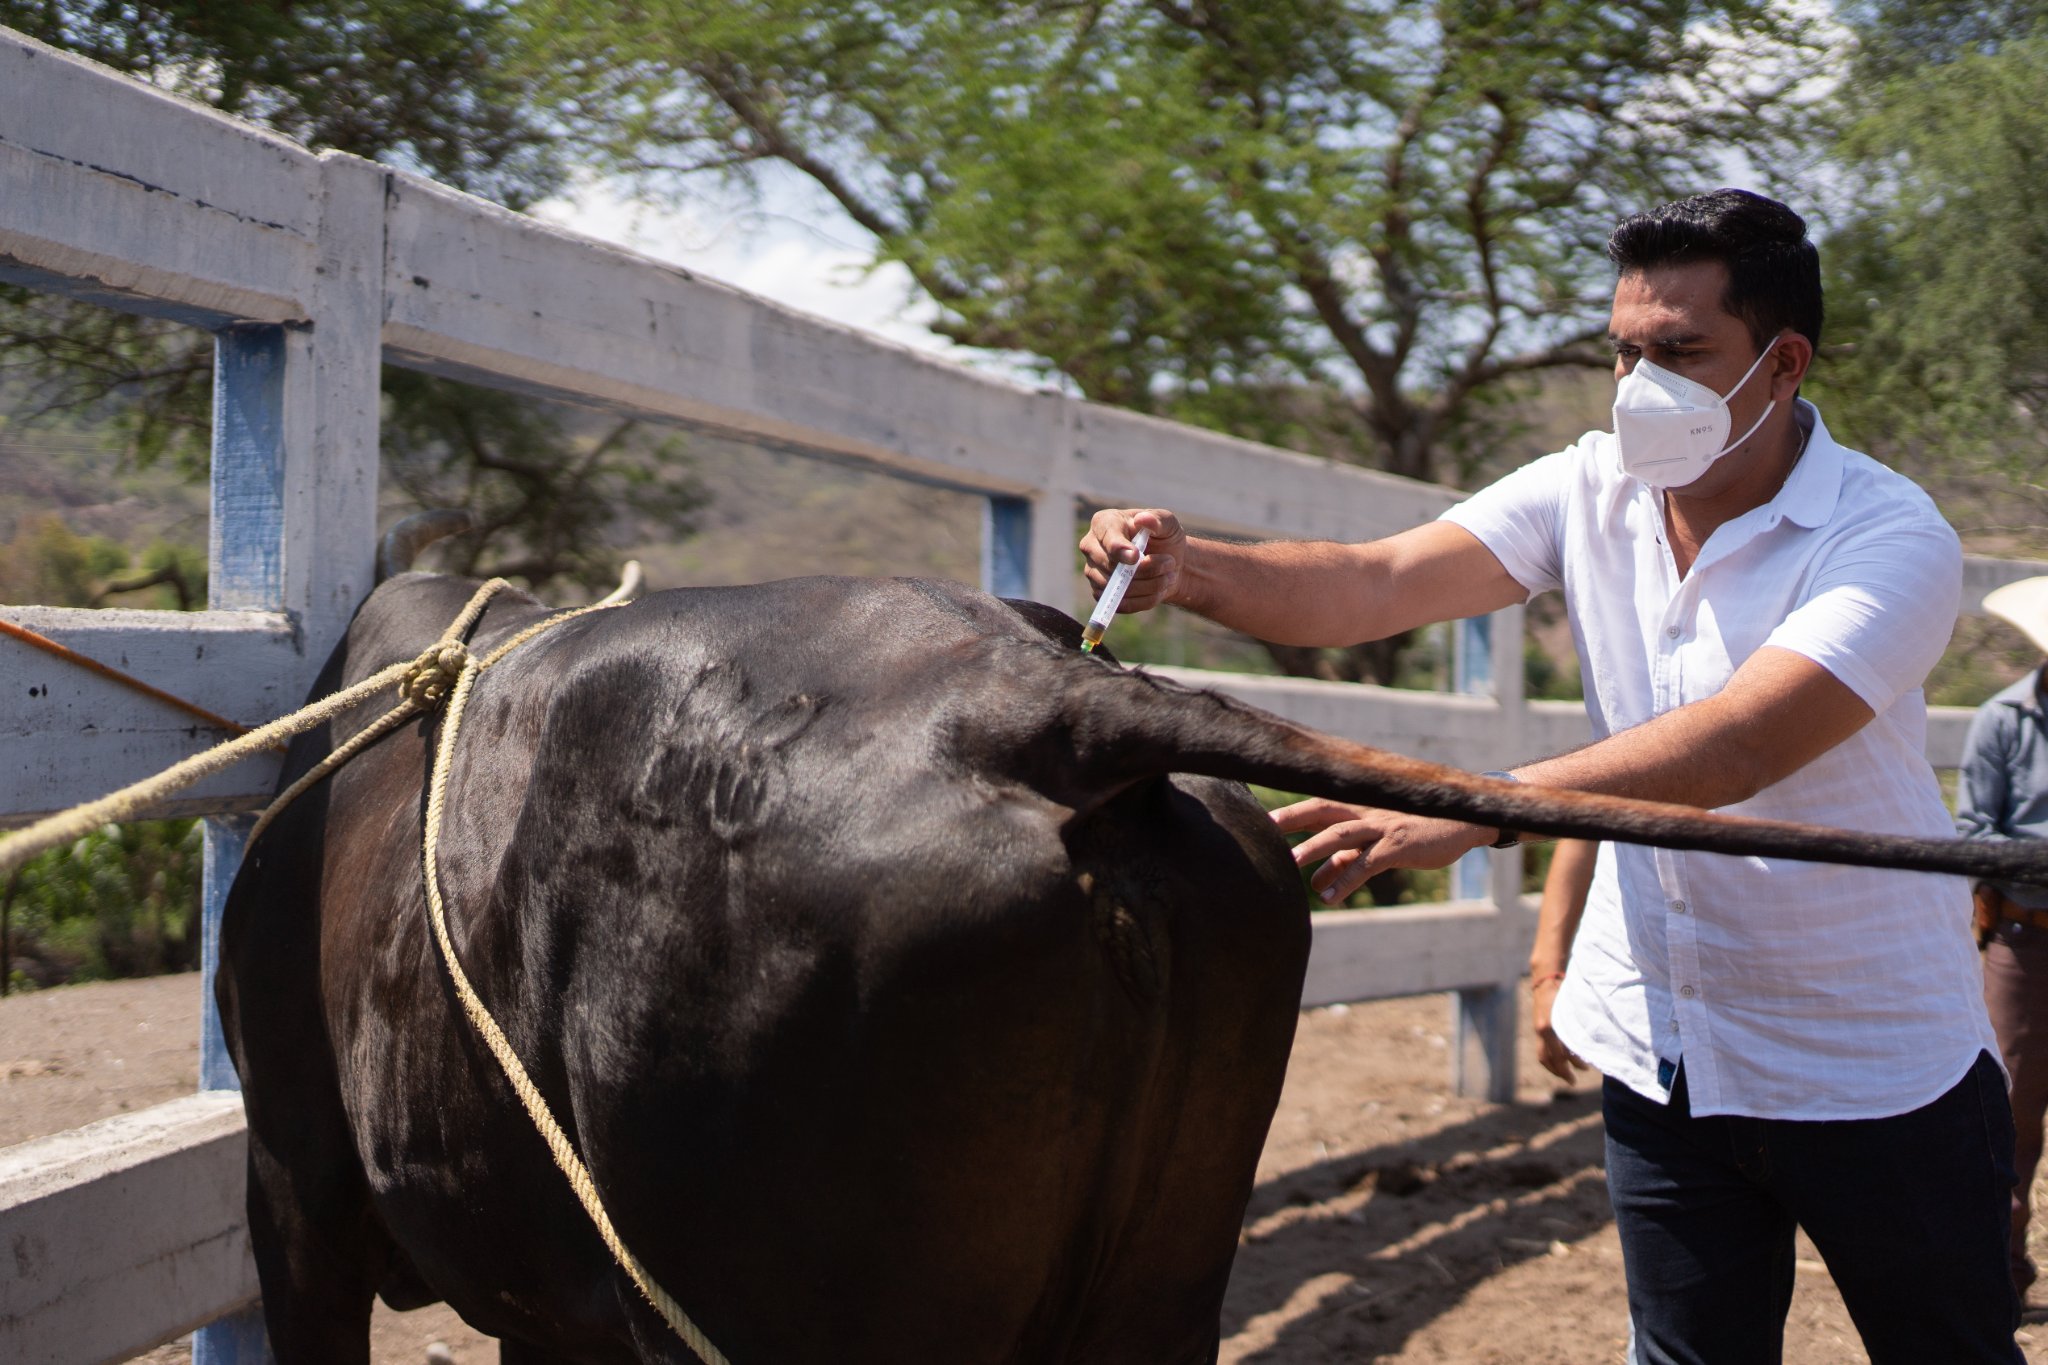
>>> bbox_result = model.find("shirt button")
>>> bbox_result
[1666,626,1680,639]
[1670,899,1687,913]
[1680,985,1697,999]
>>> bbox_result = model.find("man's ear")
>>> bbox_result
[1773,331,1815,400]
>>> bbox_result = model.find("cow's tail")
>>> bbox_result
[376,509,475,581]
[1058,661,2048,886]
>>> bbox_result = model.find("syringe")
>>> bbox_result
[1080,528,1150,654]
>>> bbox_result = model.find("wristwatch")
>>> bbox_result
[1481,770,1520,848]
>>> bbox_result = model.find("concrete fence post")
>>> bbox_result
[194,151,383,1365]
[1451,605,1528,1103]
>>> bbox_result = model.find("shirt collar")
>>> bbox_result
[1993,667,2048,718]
[1773,399,1842,530]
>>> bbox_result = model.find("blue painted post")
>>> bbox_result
[207,327,288,611]
[1451,615,1493,902]
[194,325,285,1364]
[982,495,1033,601]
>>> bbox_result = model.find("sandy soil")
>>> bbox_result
[5,972,2046,1364]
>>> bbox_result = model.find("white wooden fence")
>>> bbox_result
[1,26,2041,1365]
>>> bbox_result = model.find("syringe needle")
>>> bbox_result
[1080,529,1150,653]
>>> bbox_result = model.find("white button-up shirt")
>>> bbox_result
[1442,400,1996,1119]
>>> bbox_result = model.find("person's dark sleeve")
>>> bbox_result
[1957,702,2018,843]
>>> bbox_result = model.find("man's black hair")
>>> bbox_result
[1606,189,1823,351]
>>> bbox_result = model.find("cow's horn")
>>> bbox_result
[376,510,475,581]
[592,559,646,608]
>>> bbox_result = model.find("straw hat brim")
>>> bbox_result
[1981,576,2048,658]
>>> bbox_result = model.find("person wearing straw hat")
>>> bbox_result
[1959,575,2048,1304]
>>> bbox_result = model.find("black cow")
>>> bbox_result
[217,571,2048,1364]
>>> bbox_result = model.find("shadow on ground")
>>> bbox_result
[1223,1088,1615,1362]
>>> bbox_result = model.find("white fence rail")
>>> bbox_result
[2,25,2043,1364]
[0,1095,257,1365]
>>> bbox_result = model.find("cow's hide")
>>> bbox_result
[220,574,1309,1365]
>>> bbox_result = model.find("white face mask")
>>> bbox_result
[1612,338,1780,489]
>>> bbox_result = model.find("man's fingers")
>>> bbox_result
[1126,508,1181,556]
[1081,509,1184,613]
[1082,508,1183,566]
[1536,1031,1581,1083]
[1309,847,1374,905]
[1270,798,1370,834]
[1291,824,1382,868]
[1110,555,1176,612]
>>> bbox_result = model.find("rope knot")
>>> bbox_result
[401,642,470,708]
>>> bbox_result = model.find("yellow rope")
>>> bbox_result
[0,575,729,1364]
[423,638,732,1365]
[247,577,514,846]
[0,647,433,878]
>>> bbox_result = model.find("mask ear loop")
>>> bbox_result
[1712,337,1782,458]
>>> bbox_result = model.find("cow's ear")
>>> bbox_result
[999,596,1119,665]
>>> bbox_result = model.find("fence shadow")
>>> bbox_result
[1221,1087,1621,1362]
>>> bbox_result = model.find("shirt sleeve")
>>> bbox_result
[1956,702,2018,843]
[1437,443,1581,598]
[1761,500,1961,717]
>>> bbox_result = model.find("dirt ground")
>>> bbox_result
[6,972,2046,1364]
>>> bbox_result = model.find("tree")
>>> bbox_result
[526,0,1824,487]
[521,0,1824,682]
[1838,0,2047,75]
[1810,3,2048,550]
[0,1,703,591]
[380,371,707,593]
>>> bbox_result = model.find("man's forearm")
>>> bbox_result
[1170,537,1382,644]
[1531,839,1599,976]
[1511,648,1876,813]
[1167,521,1526,648]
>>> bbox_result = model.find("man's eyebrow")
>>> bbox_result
[1607,330,1711,347]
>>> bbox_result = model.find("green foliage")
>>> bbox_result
[1925,615,2041,708]
[1078,594,1281,674]
[0,512,205,609]
[380,371,708,594]
[1837,0,2048,75]
[0,513,129,606]
[1813,6,2048,523]
[0,2,683,593]
[1524,632,1582,703]
[0,283,215,475]
[0,0,563,207]
[1,821,202,992]
[527,0,1825,486]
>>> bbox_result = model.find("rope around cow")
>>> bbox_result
[0,578,731,1365]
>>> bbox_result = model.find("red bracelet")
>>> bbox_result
[1530,970,1567,989]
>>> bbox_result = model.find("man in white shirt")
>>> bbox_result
[1082,189,2019,1364]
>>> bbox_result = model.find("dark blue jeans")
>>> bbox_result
[1604,1051,2022,1365]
